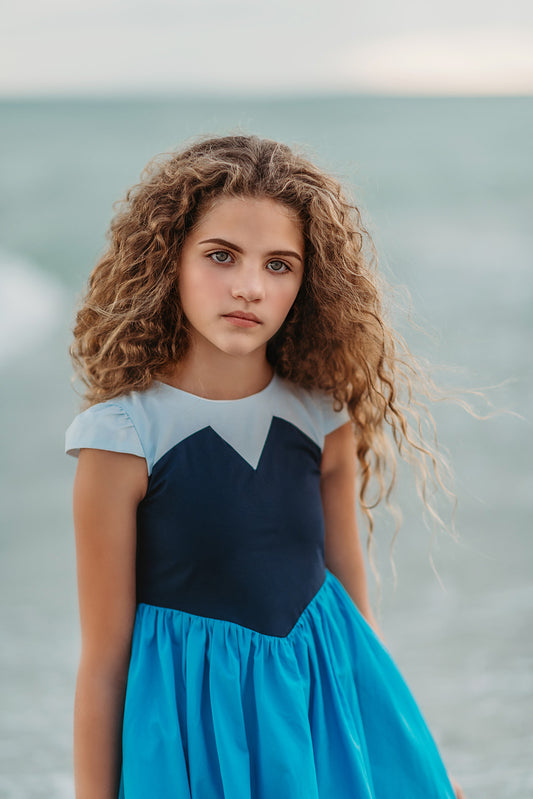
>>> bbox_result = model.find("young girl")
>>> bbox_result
[65,134,466,798]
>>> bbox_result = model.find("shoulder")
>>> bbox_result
[65,386,159,464]
[273,376,351,451]
[312,387,352,437]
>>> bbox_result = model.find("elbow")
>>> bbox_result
[76,652,131,702]
[78,634,133,690]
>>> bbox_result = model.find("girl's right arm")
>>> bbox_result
[72,447,148,799]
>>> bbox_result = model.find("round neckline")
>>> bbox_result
[153,371,278,403]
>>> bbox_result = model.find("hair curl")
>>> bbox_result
[70,133,494,602]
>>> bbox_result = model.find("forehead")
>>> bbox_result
[191,195,303,246]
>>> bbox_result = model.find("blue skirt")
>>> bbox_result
[118,569,455,798]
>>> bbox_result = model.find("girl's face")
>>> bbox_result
[178,195,305,362]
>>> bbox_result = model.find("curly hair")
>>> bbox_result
[70,132,491,599]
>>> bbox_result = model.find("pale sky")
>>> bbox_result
[2,0,532,96]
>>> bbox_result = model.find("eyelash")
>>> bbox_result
[207,250,292,273]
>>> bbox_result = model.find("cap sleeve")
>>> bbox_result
[65,401,145,460]
[320,391,351,436]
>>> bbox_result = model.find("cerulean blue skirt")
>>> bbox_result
[118,569,455,798]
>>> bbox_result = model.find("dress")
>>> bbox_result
[65,371,456,798]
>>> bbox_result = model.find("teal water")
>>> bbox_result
[1,95,531,797]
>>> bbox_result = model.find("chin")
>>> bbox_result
[216,338,268,358]
[222,346,264,358]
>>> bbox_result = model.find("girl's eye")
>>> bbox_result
[267,260,290,273]
[209,251,233,264]
[208,251,290,273]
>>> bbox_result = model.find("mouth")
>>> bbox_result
[223,311,261,324]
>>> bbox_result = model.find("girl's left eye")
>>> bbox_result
[267,260,290,273]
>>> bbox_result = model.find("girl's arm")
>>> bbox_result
[320,424,466,799]
[72,448,147,799]
[319,421,385,642]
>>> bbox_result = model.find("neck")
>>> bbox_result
[162,348,274,401]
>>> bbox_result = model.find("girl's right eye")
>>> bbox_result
[208,251,233,264]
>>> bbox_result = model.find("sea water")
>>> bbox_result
[0,95,531,798]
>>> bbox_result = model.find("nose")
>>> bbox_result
[230,262,266,303]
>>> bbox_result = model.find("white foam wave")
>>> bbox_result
[0,249,67,366]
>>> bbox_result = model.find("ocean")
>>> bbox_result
[1,94,531,797]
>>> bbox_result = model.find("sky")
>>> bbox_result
[2,0,533,96]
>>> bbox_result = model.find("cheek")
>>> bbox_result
[179,265,215,310]
[278,276,302,312]
[267,288,298,327]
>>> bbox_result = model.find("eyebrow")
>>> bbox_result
[198,238,303,264]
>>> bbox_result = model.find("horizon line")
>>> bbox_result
[1,88,531,102]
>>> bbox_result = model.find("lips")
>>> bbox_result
[223,311,261,323]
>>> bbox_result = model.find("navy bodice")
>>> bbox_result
[65,373,351,636]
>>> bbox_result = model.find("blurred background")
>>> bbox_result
[1,2,532,797]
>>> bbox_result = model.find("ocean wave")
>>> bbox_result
[0,249,67,366]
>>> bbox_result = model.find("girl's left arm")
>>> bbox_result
[319,420,384,642]
[320,422,466,799]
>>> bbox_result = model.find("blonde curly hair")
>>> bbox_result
[70,132,490,598]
